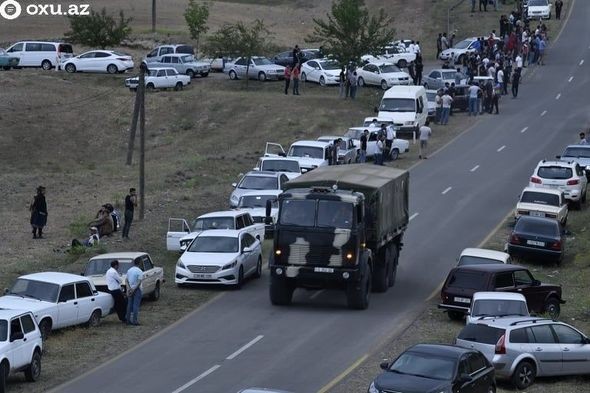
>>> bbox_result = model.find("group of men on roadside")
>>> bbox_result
[106,258,144,326]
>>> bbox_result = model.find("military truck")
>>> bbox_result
[268,164,409,309]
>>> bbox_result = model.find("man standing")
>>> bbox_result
[441,33,449,51]
[415,55,424,85]
[479,0,487,12]
[359,130,369,163]
[125,259,143,326]
[106,260,126,323]
[496,66,505,95]
[440,92,453,125]
[579,132,588,145]
[349,71,358,100]
[555,0,563,20]
[374,134,384,166]
[30,186,47,239]
[284,65,291,95]
[468,83,480,116]
[292,64,301,95]
[436,33,443,60]
[419,121,432,159]
[122,188,137,239]
[511,69,520,98]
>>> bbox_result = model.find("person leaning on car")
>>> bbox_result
[125,259,143,326]
[106,260,127,323]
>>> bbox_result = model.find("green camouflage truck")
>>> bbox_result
[268,164,409,309]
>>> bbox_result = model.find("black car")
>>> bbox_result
[451,85,469,112]
[369,344,495,393]
[507,215,564,263]
[271,49,322,67]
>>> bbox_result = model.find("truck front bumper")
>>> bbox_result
[270,264,361,287]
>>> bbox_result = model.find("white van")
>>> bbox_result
[5,41,73,70]
[376,85,428,140]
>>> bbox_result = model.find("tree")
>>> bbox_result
[184,1,210,54]
[66,8,132,49]
[306,0,395,65]
[203,19,273,87]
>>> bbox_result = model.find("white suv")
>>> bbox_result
[529,160,588,209]
[0,310,43,390]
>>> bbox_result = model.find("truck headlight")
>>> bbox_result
[177,259,186,269]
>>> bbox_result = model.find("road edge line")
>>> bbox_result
[316,354,369,393]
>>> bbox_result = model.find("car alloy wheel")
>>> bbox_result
[319,76,326,86]
[229,70,237,80]
[107,64,118,74]
[88,310,101,327]
[151,282,161,301]
[41,60,52,70]
[513,361,535,389]
[174,82,183,91]
[258,72,267,81]
[380,80,388,90]
[390,148,399,161]
[358,77,365,87]
[544,298,560,320]
[235,266,244,290]
[65,63,76,73]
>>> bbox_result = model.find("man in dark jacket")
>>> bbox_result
[30,186,47,239]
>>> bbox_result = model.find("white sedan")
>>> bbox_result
[0,272,114,340]
[356,63,411,90]
[301,59,341,86]
[63,50,134,74]
[175,230,263,288]
[125,67,191,91]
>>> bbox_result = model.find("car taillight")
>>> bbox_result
[517,210,528,216]
[550,240,561,250]
[510,234,521,244]
[441,292,448,302]
[546,214,557,218]
[567,179,579,185]
[495,334,506,354]
[530,177,542,184]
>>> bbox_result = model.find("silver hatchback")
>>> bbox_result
[455,317,590,389]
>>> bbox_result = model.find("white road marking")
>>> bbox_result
[556,93,561,100]
[310,289,325,300]
[226,335,264,360]
[442,187,452,195]
[568,76,574,82]
[541,110,547,117]
[409,212,419,221]
[580,60,585,66]
[497,145,506,152]
[520,127,529,133]
[171,365,221,393]
[470,165,480,172]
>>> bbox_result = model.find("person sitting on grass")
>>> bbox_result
[71,226,100,248]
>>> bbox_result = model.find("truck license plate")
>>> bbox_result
[454,297,471,304]
[314,267,334,273]
[527,240,545,247]
[195,274,212,279]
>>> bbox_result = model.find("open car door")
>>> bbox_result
[264,142,286,157]
[167,218,190,251]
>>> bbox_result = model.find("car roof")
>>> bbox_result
[470,316,554,329]
[521,186,562,196]
[197,229,243,238]
[365,62,399,67]
[198,210,246,219]
[536,159,576,167]
[148,67,177,72]
[515,215,560,226]
[472,291,526,301]
[240,190,282,198]
[89,252,148,261]
[260,157,299,163]
[429,68,460,73]
[19,272,88,285]
[563,144,590,151]
[291,140,330,148]
[409,343,472,358]
[318,136,350,142]
[460,248,510,262]
[0,309,34,319]
[238,389,294,393]
[454,264,526,273]
[243,170,283,178]
[382,85,425,98]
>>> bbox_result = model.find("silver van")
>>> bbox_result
[5,41,73,70]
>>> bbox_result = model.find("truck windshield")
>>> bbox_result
[279,200,353,229]
[379,98,415,112]
[317,201,353,228]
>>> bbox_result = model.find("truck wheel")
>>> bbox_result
[372,261,388,293]
[269,275,294,305]
[347,267,371,310]
[388,244,399,288]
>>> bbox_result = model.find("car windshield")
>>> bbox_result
[388,352,455,380]
[563,147,590,158]
[379,98,415,112]
[191,217,235,231]
[9,279,60,303]
[453,39,472,50]
[239,194,278,209]
[529,0,548,5]
[238,175,278,190]
[442,71,460,80]
[515,218,559,236]
[458,256,502,266]
[261,159,299,173]
[320,60,340,70]
[458,324,505,344]
[84,258,134,276]
[181,55,195,62]
[379,64,401,73]
[344,129,363,139]
[472,299,528,318]
[187,236,238,253]
[0,320,6,341]
[253,58,273,66]
[520,191,560,206]
[447,271,487,290]
[537,166,573,179]
[289,146,324,159]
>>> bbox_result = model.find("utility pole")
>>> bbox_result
[126,86,141,165]
[138,65,146,220]
[152,0,156,33]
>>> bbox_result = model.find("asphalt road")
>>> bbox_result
[54,2,590,393]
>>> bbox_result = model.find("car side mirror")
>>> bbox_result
[379,361,389,370]
[278,152,286,157]
[10,331,24,342]
[93,290,98,295]
[301,168,308,173]
[243,247,252,254]
[458,373,473,384]
[532,279,541,286]
[232,183,237,188]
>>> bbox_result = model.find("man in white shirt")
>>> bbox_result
[468,83,481,116]
[385,124,395,161]
[106,260,127,323]
[515,54,523,71]
[497,68,504,94]
[440,93,453,125]
[419,120,432,159]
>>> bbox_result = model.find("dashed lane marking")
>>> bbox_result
[556,93,561,100]
[497,145,506,152]
[521,127,529,133]
[580,60,585,66]
[171,365,221,393]
[568,76,574,82]
[442,187,452,195]
[226,335,264,360]
[470,165,480,172]
[409,212,419,221]
[541,110,547,117]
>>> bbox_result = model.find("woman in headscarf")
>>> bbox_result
[30,186,47,239]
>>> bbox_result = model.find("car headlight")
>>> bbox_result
[230,195,239,203]
[177,259,186,269]
[368,382,379,393]
[222,260,237,270]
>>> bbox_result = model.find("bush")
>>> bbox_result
[65,8,132,49]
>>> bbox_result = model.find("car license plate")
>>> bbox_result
[530,211,545,217]
[194,273,212,279]
[527,240,545,247]
[314,267,334,273]
[454,297,471,304]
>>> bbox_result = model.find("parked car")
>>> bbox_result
[125,67,191,91]
[175,229,263,288]
[456,317,590,389]
[317,136,358,164]
[515,187,568,225]
[361,45,416,68]
[272,49,322,67]
[451,84,470,112]
[63,50,133,74]
[529,159,588,209]
[356,63,411,89]
[507,215,565,263]
[167,210,265,252]
[368,344,495,393]
[439,37,500,63]
[526,0,552,19]
[228,57,285,81]
[557,144,590,180]
[144,54,210,78]
[0,48,19,69]
[144,44,194,63]
[255,157,303,180]
[0,310,43,392]
[425,89,438,119]
[301,59,341,86]
[265,141,332,172]
[466,292,529,324]
[0,272,114,339]
[230,171,289,208]
[82,252,164,300]
[5,41,73,70]
[422,68,467,90]
[457,248,511,266]
[237,190,281,237]
[344,127,410,161]
[438,264,564,320]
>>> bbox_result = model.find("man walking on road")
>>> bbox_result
[511,69,520,98]
[555,0,563,20]
[122,188,137,239]
[125,259,143,326]
[106,260,126,323]
[419,121,432,159]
